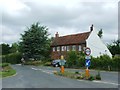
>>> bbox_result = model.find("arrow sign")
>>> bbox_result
[85,59,91,67]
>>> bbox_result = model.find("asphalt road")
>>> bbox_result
[2,65,119,88]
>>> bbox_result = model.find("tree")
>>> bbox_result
[107,39,120,56]
[20,22,50,60]
[10,43,20,53]
[1,43,11,55]
[98,29,103,38]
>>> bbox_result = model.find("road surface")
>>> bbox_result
[2,65,119,88]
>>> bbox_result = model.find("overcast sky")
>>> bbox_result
[1,0,119,45]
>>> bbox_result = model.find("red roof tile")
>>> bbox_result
[51,31,91,46]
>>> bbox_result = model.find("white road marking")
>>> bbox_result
[93,80,119,86]
[77,79,119,86]
[31,67,53,74]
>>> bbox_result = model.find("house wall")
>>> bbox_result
[51,44,86,60]
[86,29,112,58]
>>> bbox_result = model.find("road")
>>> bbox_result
[2,65,119,88]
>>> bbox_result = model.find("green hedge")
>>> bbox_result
[2,52,22,64]
[0,63,9,68]
[66,51,120,71]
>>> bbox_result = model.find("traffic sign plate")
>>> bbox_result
[85,59,91,67]
[85,47,91,56]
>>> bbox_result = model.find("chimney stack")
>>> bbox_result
[90,24,94,31]
[55,32,59,38]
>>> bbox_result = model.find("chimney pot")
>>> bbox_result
[55,32,59,38]
[90,24,94,31]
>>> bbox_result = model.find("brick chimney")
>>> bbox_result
[90,24,94,31]
[55,32,59,38]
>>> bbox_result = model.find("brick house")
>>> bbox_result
[50,25,112,59]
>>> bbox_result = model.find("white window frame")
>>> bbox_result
[72,45,76,51]
[78,45,81,51]
[61,46,64,51]
[57,46,60,51]
[53,47,55,52]
[67,46,69,51]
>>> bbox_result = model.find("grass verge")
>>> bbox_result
[0,64,16,78]
[54,71,101,81]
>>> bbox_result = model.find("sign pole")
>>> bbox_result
[85,47,91,79]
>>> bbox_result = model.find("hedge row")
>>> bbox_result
[1,52,22,64]
[66,51,120,71]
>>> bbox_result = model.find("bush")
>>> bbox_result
[75,71,79,74]
[2,52,22,64]
[0,63,9,68]
[88,75,95,81]
[44,62,51,66]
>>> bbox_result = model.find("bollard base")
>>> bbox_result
[85,69,90,79]
[61,66,64,74]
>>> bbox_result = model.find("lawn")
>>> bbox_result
[0,63,16,78]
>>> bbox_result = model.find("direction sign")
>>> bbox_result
[85,59,91,67]
[85,47,91,56]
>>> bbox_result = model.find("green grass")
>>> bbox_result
[0,64,16,78]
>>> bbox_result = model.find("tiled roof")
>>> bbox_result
[51,31,91,46]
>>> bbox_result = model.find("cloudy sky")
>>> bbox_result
[1,0,119,45]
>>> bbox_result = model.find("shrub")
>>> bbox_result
[75,71,79,74]
[1,63,9,68]
[66,51,78,68]
[44,62,51,66]
[2,52,22,64]
[88,75,95,81]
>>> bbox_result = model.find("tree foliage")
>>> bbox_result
[98,29,103,38]
[107,39,120,56]
[20,22,50,60]
[10,43,20,53]
[1,43,11,55]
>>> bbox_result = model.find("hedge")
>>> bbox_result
[1,52,22,64]
[66,51,120,71]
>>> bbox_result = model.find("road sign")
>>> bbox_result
[85,59,91,67]
[85,56,91,59]
[59,60,65,66]
[85,47,91,56]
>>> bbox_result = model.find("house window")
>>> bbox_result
[83,47,86,51]
[57,46,60,51]
[67,46,69,51]
[72,45,76,51]
[79,45,81,51]
[62,46,66,51]
[61,46,64,51]
[53,47,55,52]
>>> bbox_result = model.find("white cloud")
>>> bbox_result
[1,0,119,44]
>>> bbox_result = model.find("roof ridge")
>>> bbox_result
[59,31,91,38]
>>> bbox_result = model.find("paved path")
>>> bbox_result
[2,65,119,88]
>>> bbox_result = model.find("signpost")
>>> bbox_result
[85,47,91,78]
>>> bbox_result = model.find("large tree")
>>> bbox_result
[20,22,50,60]
[107,39,120,56]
